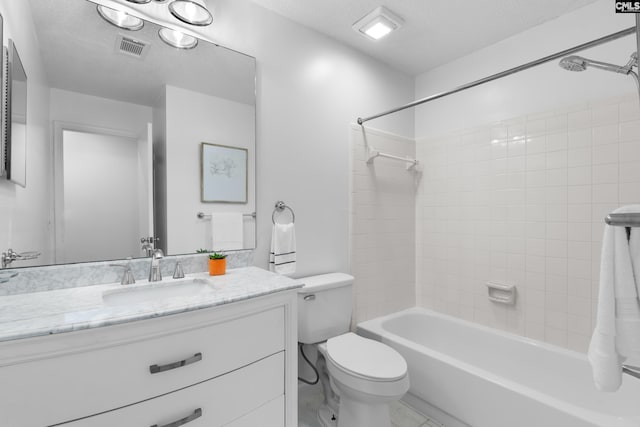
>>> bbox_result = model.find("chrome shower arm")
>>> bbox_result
[584,58,634,75]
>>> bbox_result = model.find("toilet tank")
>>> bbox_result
[297,273,354,344]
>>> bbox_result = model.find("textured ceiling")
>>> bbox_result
[249,0,600,76]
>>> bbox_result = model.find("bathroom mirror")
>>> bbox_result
[2,0,256,267]
[6,39,27,187]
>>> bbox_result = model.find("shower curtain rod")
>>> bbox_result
[357,26,637,125]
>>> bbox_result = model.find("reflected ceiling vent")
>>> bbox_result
[115,35,150,59]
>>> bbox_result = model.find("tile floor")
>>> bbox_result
[298,383,444,427]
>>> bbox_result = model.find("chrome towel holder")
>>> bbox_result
[604,213,640,228]
[197,212,256,219]
[272,201,295,225]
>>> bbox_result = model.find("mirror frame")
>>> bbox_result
[0,14,5,178]
[6,38,27,187]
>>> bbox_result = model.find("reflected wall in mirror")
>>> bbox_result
[6,39,26,187]
[1,0,256,268]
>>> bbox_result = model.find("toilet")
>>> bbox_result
[297,273,409,427]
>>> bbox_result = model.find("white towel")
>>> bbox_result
[588,205,640,391]
[269,223,296,276]
[211,213,244,251]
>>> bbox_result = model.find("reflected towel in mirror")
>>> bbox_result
[211,213,243,250]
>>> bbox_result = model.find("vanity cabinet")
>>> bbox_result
[63,353,285,427]
[0,291,297,427]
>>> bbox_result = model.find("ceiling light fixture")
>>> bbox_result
[169,0,213,26]
[97,5,144,31]
[352,6,403,40]
[96,0,214,51]
[158,28,198,49]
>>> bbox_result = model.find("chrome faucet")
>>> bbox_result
[1,249,41,269]
[149,248,164,282]
[141,236,159,257]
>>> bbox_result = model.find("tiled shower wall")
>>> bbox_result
[350,125,416,325]
[416,95,640,352]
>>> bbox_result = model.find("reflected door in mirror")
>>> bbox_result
[56,128,153,263]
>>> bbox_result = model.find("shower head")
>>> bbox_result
[559,52,640,92]
[558,53,636,75]
[559,55,588,72]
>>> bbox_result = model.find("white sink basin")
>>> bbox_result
[102,278,214,306]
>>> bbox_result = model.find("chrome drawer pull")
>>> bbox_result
[149,352,202,374]
[150,408,202,427]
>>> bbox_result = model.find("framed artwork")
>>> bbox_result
[201,142,248,203]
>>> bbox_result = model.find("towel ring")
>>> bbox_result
[272,201,295,225]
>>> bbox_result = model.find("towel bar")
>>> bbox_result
[197,212,256,219]
[604,213,640,227]
[366,146,419,171]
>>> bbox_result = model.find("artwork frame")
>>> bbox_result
[200,142,248,203]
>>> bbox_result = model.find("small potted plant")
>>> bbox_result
[208,252,227,276]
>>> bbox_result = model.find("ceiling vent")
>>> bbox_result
[115,35,150,59]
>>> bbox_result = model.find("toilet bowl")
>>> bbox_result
[297,273,410,427]
[318,333,409,427]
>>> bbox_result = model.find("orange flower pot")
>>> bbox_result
[208,258,226,276]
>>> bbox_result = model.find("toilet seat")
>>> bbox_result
[326,333,407,382]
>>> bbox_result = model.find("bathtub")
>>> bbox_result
[357,308,640,427]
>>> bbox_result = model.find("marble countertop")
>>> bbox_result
[0,267,302,342]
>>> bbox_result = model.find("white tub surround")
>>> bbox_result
[0,267,300,426]
[350,125,416,324]
[358,308,640,427]
[415,93,640,352]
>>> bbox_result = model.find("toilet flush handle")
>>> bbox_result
[303,294,316,301]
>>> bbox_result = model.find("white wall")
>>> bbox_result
[414,0,640,352]
[229,1,415,276]
[0,0,51,265]
[49,89,152,137]
[103,0,415,277]
[163,85,256,254]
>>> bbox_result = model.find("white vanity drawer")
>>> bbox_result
[226,395,285,427]
[0,306,285,427]
[63,352,285,427]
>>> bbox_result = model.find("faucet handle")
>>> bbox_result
[110,264,136,285]
[173,261,185,279]
[123,268,136,285]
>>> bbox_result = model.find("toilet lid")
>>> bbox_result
[326,333,407,381]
